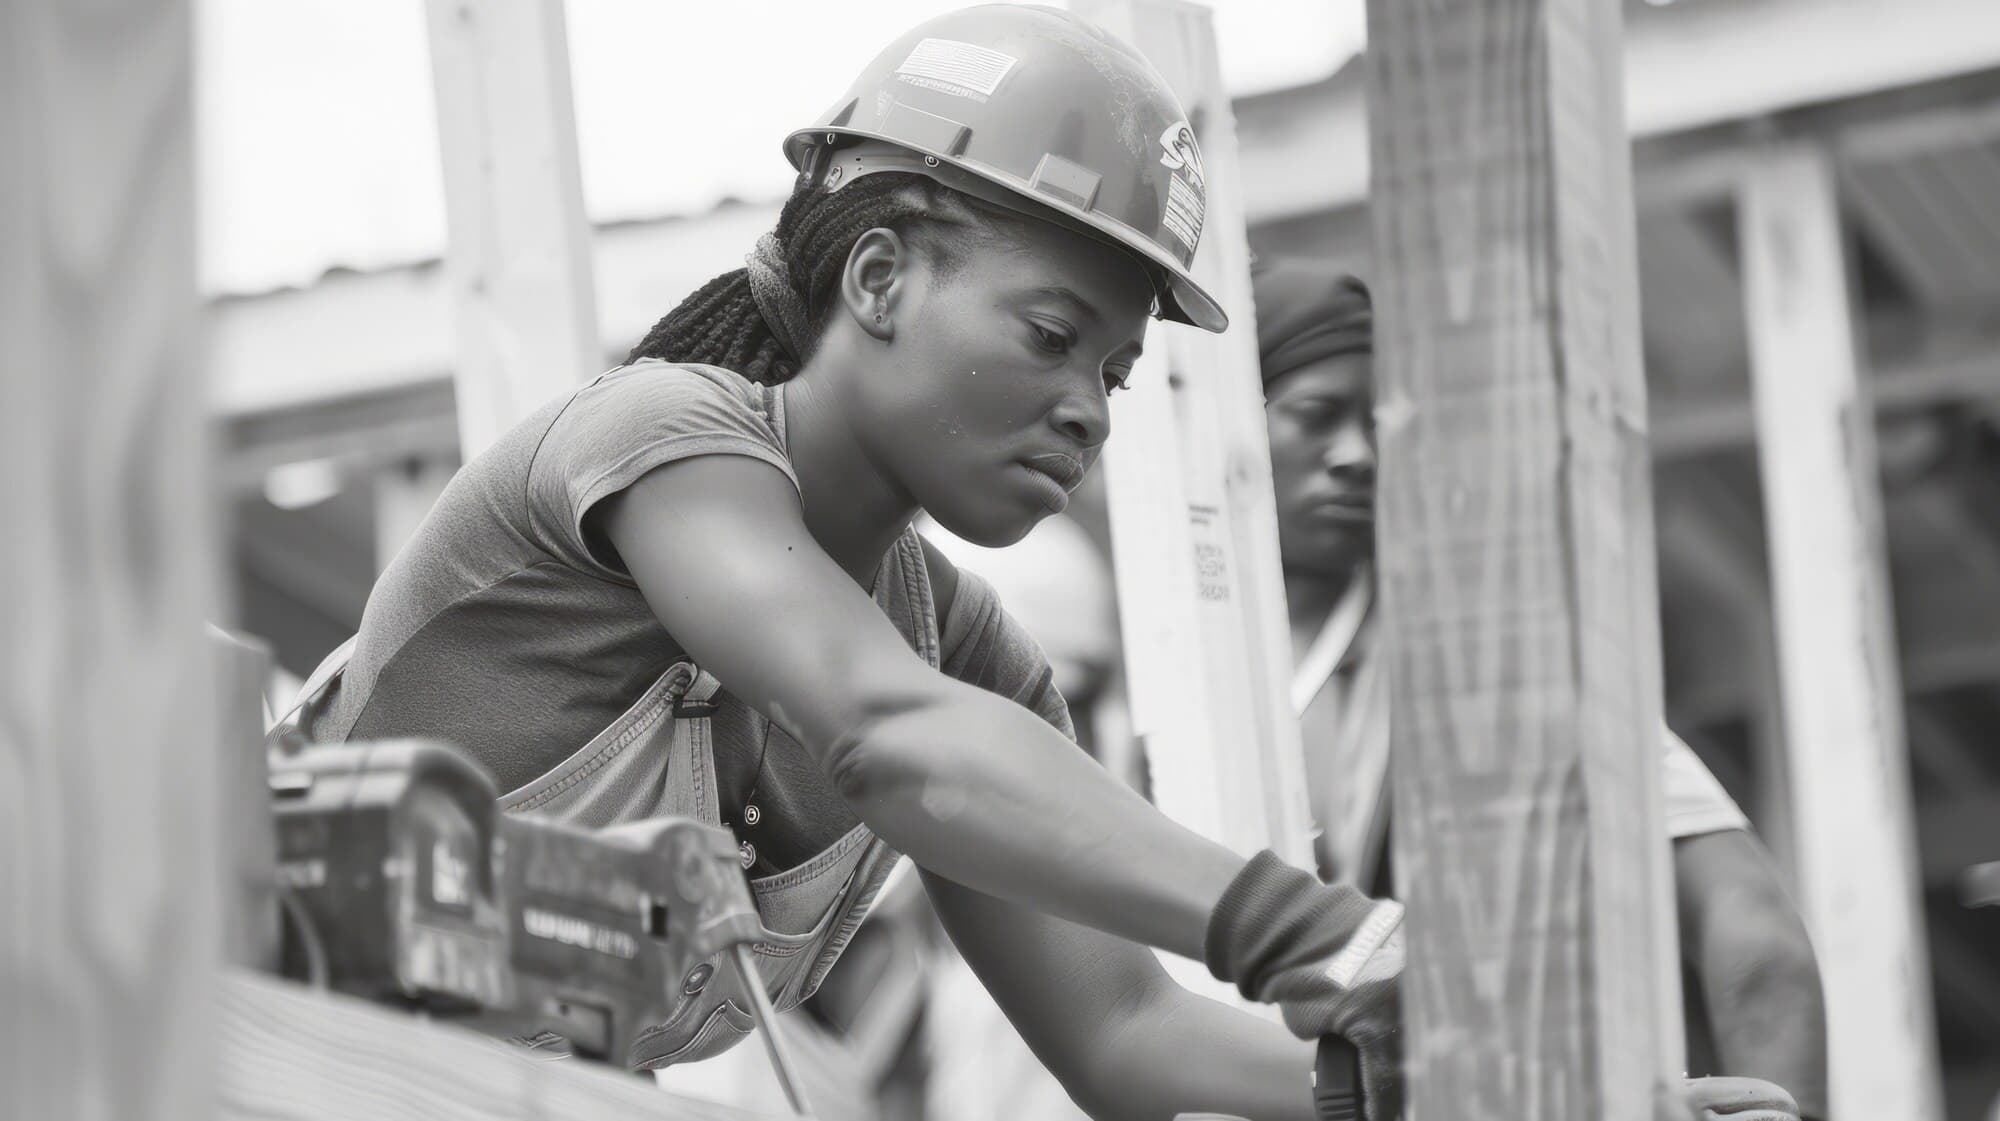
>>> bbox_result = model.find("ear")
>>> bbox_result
[840,227,907,343]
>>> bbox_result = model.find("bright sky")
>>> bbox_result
[195,0,1366,296]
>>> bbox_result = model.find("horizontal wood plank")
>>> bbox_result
[220,971,795,1121]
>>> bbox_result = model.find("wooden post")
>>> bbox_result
[1738,141,1943,1121]
[1364,0,1684,1116]
[1072,0,1316,870]
[0,1,220,1118]
[426,0,600,458]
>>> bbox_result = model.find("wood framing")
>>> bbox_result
[1363,0,1683,1116]
[0,1,219,1117]
[1738,140,1943,1121]
[426,0,600,458]
[1073,0,1315,869]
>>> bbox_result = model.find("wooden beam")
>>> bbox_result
[426,0,600,457]
[1074,0,1315,869]
[1237,0,2000,226]
[220,971,788,1121]
[206,271,2000,488]
[0,1,219,1118]
[1739,140,1943,1120]
[1659,564,2000,726]
[1651,339,2000,460]
[207,203,780,423]
[221,379,459,493]
[1635,85,2000,215]
[1364,0,1684,1116]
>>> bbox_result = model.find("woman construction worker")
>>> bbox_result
[283,7,1398,1120]
[1253,256,1828,1121]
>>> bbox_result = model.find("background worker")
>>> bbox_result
[290,9,1405,1120]
[1253,256,1831,1121]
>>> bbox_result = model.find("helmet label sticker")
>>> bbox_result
[1164,176,1206,253]
[1159,121,1209,253]
[1158,121,1208,189]
[895,38,1018,103]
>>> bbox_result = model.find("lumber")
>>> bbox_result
[0,1,219,1118]
[1362,0,1684,1116]
[1073,0,1315,869]
[1074,0,1314,1012]
[219,970,791,1121]
[426,0,601,458]
[1738,140,1943,1121]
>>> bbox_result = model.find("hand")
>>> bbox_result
[1203,853,1406,1120]
[1657,1076,1800,1121]
[1265,908,1404,1121]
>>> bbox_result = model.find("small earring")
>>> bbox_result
[874,310,887,326]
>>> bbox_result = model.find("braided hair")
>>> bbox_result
[626,172,989,383]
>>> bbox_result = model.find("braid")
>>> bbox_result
[625,171,979,384]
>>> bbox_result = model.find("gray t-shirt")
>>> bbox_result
[307,360,1071,871]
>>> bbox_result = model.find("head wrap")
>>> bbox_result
[745,230,812,361]
[1250,256,1373,386]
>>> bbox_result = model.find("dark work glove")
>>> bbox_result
[1205,851,1406,1121]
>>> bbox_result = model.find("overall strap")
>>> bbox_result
[266,635,358,744]
[1291,564,1373,716]
[1326,652,1393,888]
[660,662,725,825]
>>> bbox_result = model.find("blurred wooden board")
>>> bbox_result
[426,0,601,457]
[1076,0,1315,867]
[1075,0,1312,1016]
[221,971,794,1121]
[0,1,219,1119]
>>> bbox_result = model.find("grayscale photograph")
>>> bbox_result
[5,1,1998,1119]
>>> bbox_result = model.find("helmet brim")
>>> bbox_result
[787,130,1228,334]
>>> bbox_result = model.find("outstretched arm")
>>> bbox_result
[1674,829,1828,1120]
[600,455,1245,960]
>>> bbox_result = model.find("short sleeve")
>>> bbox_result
[525,362,800,581]
[1660,724,1750,838]
[938,567,1076,741]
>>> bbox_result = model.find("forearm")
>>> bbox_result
[1079,981,1319,1121]
[1674,833,1829,1119]
[1692,923,1828,1119]
[837,686,1243,961]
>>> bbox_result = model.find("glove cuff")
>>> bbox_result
[1204,849,1391,999]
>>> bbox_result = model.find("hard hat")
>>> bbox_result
[784,4,1228,333]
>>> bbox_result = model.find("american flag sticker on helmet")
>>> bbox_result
[895,38,1018,100]
[1163,173,1206,254]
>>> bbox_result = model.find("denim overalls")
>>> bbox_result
[276,526,938,1070]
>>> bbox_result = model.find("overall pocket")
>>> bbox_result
[629,869,856,1069]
